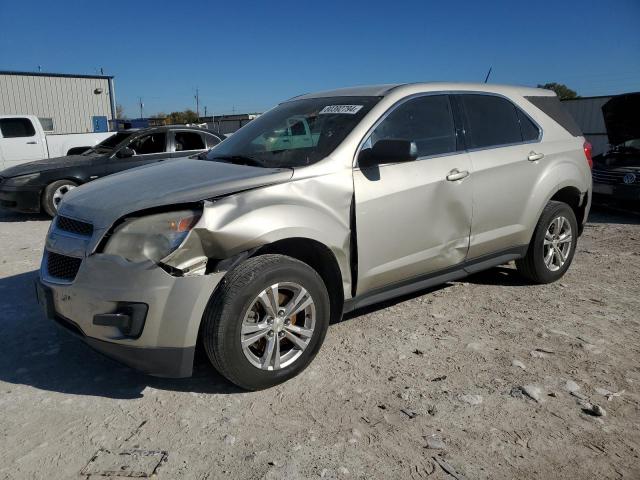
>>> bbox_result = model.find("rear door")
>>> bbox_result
[457,93,543,258]
[353,94,473,294]
[0,117,47,167]
[105,131,169,175]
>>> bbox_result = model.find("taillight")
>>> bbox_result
[583,141,593,169]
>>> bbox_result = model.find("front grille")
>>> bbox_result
[47,252,82,281]
[592,169,639,185]
[56,216,94,236]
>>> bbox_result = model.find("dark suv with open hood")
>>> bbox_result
[592,92,640,207]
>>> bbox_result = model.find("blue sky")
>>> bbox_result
[1,0,639,117]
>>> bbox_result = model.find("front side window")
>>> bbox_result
[0,118,35,138]
[129,132,166,155]
[174,131,205,151]
[205,96,380,168]
[368,94,457,158]
[461,94,524,149]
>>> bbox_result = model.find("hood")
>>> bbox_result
[602,92,640,146]
[0,154,101,177]
[58,158,293,228]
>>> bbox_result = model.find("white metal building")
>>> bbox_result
[0,71,116,134]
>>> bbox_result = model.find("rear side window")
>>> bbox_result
[517,109,540,142]
[461,95,522,149]
[525,95,582,136]
[0,118,36,138]
[370,94,457,157]
[174,131,205,151]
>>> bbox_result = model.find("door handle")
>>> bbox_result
[26,141,37,144]
[528,151,544,161]
[446,169,470,181]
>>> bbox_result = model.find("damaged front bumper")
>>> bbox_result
[38,250,224,377]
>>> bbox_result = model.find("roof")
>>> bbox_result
[291,82,554,100]
[123,125,224,137]
[0,70,113,80]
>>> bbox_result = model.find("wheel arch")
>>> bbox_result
[549,185,588,233]
[253,237,345,324]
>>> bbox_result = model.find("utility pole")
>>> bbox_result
[204,106,207,117]
[138,97,144,119]
[195,88,200,118]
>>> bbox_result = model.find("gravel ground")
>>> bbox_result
[0,206,639,479]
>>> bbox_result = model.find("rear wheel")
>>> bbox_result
[201,254,330,390]
[516,201,578,284]
[42,180,77,217]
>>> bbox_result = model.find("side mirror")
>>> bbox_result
[116,147,135,158]
[359,139,418,168]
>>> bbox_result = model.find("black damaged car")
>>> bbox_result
[0,126,223,216]
[592,92,640,208]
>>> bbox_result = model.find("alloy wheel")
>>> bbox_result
[240,282,316,370]
[543,215,572,272]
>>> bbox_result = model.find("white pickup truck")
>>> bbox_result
[0,115,114,170]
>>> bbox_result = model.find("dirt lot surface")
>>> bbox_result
[1,207,639,479]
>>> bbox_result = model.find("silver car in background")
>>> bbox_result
[37,83,592,390]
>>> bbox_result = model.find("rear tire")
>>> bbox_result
[516,201,578,284]
[42,180,77,217]
[201,254,331,390]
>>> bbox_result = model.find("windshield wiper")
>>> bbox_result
[209,155,265,167]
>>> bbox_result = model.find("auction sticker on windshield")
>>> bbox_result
[319,105,363,114]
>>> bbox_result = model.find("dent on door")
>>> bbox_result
[353,152,473,294]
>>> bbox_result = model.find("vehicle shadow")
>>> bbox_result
[0,270,243,400]
[0,209,50,223]
[341,282,452,321]
[587,204,640,225]
[463,265,532,286]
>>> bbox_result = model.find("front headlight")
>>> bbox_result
[103,209,201,263]
[4,173,40,186]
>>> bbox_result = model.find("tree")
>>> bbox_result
[116,104,126,119]
[536,83,579,100]
[164,109,200,124]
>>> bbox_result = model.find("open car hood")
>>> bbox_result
[602,92,640,146]
[58,158,293,228]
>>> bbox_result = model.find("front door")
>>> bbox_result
[353,94,473,294]
[0,117,47,168]
[106,131,169,175]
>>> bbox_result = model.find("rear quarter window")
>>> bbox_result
[524,95,582,137]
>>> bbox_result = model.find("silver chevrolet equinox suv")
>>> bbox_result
[37,83,592,390]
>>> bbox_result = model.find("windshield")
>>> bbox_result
[84,131,135,154]
[205,96,380,167]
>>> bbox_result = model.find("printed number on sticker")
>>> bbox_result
[319,105,363,115]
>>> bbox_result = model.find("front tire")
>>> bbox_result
[42,180,77,217]
[516,201,578,284]
[201,254,331,390]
